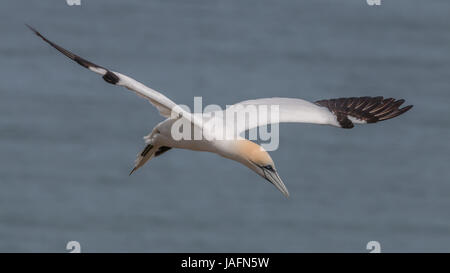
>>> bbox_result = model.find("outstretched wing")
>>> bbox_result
[314,96,413,128]
[27,25,196,122]
[222,96,412,133]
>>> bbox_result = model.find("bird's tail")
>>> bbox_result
[129,143,158,175]
[129,143,173,175]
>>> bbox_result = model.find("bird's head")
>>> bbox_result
[234,140,289,198]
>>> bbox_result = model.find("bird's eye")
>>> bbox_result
[263,165,275,172]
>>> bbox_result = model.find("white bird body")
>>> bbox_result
[28,25,413,198]
[146,119,249,166]
[151,118,219,152]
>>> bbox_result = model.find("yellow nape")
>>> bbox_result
[236,140,273,166]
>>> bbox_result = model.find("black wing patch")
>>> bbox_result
[315,96,413,129]
[154,146,172,157]
[26,24,119,85]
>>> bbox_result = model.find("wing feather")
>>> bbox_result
[220,96,412,133]
[27,25,194,122]
[315,96,413,128]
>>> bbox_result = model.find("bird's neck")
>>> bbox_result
[214,139,258,168]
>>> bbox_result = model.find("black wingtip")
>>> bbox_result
[26,24,42,38]
[25,24,34,32]
[316,96,413,127]
[26,24,111,74]
[404,104,414,111]
[400,104,414,114]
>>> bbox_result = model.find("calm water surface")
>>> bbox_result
[0,0,450,252]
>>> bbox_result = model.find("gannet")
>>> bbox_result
[27,25,413,198]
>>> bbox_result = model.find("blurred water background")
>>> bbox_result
[0,0,450,252]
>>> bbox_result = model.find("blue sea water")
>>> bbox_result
[0,0,450,252]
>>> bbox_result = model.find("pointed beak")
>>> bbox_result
[262,169,290,198]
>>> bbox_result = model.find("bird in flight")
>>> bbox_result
[27,25,413,198]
